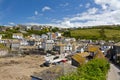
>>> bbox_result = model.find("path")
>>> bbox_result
[107,63,120,80]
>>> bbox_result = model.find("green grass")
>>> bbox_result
[58,58,110,80]
[71,29,100,37]
[105,29,120,38]
[70,29,120,40]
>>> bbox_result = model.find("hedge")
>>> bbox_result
[58,58,110,80]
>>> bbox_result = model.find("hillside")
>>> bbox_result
[70,28,120,41]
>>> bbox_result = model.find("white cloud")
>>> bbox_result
[79,4,83,7]
[86,3,90,8]
[28,11,43,20]
[34,11,38,15]
[25,22,41,26]
[60,3,69,7]
[42,6,51,12]
[26,0,120,28]
[50,0,120,28]
[9,22,15,25]
[94,0,120,10]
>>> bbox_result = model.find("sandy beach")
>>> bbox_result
[0,55,48,80]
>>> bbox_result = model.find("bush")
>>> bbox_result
[58,58,110,80]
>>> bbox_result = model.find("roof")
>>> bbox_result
[46,40,54,43]
[11,40,20,43]
[78,52,90,57]
[20,46,36,49]
[0,43,9,50]
[94,50,105,59]
[56,43,65,47]
[13,33,23,36]
[72,52,89,64]
[114,42,120,46]
[87,45,100,52]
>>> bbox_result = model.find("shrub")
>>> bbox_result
[58,58,110,80]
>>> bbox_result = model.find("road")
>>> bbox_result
[107,63,120,80]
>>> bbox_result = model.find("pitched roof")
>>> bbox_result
[13,33,23,36]
[87,45,100,52]
[72,52,89,64]
[114,42,120,46]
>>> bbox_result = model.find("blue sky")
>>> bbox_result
[0,0,120,27]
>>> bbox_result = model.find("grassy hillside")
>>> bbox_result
[70,29,120,41]
[105,29,120,38]
[71,29,100,37]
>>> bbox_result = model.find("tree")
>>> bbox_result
[52,27,59,32]
[99,28,106,40]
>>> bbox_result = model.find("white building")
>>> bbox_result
[0,35,2,39]
[20,40,29,46]
[12,33,23,39]
[64,43,72,52]
[41,34,48,39]
[55,32,62,37]
[43,40,54,51]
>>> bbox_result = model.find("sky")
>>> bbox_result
[0,0,120,28]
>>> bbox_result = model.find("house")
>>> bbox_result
[26,26,32,30]
[87,45,105,59]
[31,34,41,40]
[19,45,36,53]
[12,33,23,39]
[31,25,42,30]
[0,35,2,39]
[53,43,65,54]
[76,46,85,53]
[20,39,29,46]
[43,40,54,52]
[55,32,62,38]
[10,40,20,51]
[64,43,72,52]
[107,42,120,64]
[0,39,11,48]
[47,33,57,40]
[41,34,48,39]
[71,52,90,67]
[0,44,9,56]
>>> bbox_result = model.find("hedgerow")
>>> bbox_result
[58,58,110,80]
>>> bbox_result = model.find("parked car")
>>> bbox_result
[40,61,50,67]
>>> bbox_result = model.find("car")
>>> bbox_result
[60,59,67,63]
[43,61,50,67]
[53,56,59,60]
[40,61,50,67]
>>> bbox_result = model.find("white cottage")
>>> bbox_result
[12,33,23,39]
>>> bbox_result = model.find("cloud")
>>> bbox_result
[25,0,120,28]
[85,3,91,8]
[34,11,38,15]
[42,6,51,12]
[50,0,120,28]
[94,0,120,10]
[25,22,41,26]
[28,11,43,20]
[79,4,83,7]
[60,3,69,7]
[9,22,15,25]
[27,14,43,20]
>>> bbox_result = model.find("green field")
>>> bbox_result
[71,29,100,37]
[70,29,120,40]
[105,29,120,38]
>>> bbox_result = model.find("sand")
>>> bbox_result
[0,55,48,80]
